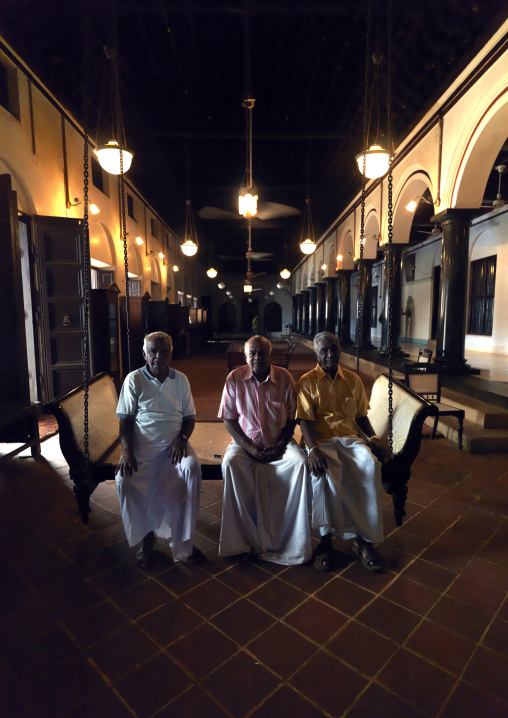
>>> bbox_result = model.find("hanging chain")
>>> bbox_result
[82,136,90,466]
[357,0,371,376]
[386,0,394,459]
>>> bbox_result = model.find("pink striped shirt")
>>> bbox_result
[218,364,297,447]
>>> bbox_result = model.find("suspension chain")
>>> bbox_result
[82,136,90,465]
[386,0,394,459]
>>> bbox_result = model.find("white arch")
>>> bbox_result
[0,155,36,214]
[90,220,116,266]
[337,230,355,270]
[381,170,435,247]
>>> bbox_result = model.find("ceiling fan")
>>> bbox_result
[199,202,301,223]
[219,249,276,262]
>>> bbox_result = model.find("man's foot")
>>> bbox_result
[184,546,205,566]
[313,535,333,572]
[352,538,382,572]
[134,532,156,569]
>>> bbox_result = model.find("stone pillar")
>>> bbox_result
[308,286,317,336]
[379,244,405,356]
[326,278,337,333]
[292,295,298,332]
[315,282,326,332]
[337,271,353,346]
[357,259,375,350]
[297,293,303,333]
[432,208,476,372]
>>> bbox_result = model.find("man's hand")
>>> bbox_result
[369,437,387,462]
[168,437,188,465]
[261,442,286,464]
[244,441,266,463]
[116,450,138,476]
[307,446,329,476]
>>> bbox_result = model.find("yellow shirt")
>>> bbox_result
[297,363,370,442]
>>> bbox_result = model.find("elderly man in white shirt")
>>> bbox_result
[115,331,201,568]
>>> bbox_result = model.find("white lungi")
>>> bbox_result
[310,436,383,543]
[116,439,201,562]
[219,440,312,565]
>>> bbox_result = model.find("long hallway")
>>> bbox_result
[1,346,507,718]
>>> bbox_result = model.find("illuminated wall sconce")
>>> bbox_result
[135,236,143,245]
[173,265,179,272]
[66,197,100,215]
[158,252,164,259]
[337,254,343,262]
[218,282,226,289]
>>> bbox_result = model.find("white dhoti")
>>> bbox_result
[116,440,201,562]
[219,440,312,565]
[310,436,383,543]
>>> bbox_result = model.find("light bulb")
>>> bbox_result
[280,268,291,279]
[207,267,218,278]
[94,141,134,175]
[181,240,198,257]
[300,238,316,255]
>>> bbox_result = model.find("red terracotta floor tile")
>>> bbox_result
[281,562,342,594]
[65,599,129,648]
[218,560,273,594]
[248,621,317,679]
[250,685,325,718]
[446,572,506,615]
[405,618,476,675]
[357,597,421,644]
[456,509,503,539]
[283,596,347,644]
[482,617,508,658]
[169,622,238,680]
[181,577,240,619]
[290,650,368,717]
[427,595,492,642]
[378,647,456,716]
[477,535,508,570]
[377,545,414,573]
[7,625,78,681]
[437,524,485,555]
[383,530,430,557]
[401,557,456,592]
[156,685,229,718]
[314,576,374,616]
[475,487,508,517]
[347,682,427,718]
[202,650,280,717]
[249,578,307,618]
[416,506,458,529]
[401,517,446,541]
[91,560,147,595]
[112,579,174,619]
[137,599,203,646]
[326,620,398,676]
[382,575,441,616]
[460,557,508,592]
[211,598,275,645]
[42,578,105,621]
[419,542,472,573]
[88,623,159,681]
[439,680,508,718]
[0,599,57,650]
[68,687,134,718]
[114,652,192,718]
[463,646,508,703]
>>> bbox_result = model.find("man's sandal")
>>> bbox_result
[352,540,382,572]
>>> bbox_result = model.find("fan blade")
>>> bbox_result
[256,202,302,220]
[198,206,240,220]
[250,271,267,278]
[246,251,276,260]
[219,255,245,261]
[250,287,263,292]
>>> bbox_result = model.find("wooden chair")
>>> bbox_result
[417,347,433,363]
[404,363,464,452]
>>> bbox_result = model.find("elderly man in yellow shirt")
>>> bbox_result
[297,331,385,573]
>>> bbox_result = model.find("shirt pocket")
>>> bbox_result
[344,396,357,419]
[266,401,288,427]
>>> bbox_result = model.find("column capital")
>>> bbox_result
[431,208,479,225]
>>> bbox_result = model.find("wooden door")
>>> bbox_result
[32,216,88,402]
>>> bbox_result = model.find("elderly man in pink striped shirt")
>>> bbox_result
[218,335,312,565]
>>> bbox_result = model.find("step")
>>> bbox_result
[426,415,508,454]
[440,387,508,429]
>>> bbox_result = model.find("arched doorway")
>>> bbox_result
[264,302,282,332]
[218,301,236,333]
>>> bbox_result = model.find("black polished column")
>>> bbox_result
[432,208,476,372]
[337,270,353,346]
[357,259,375,350]
[292,295,298,332]
[325,278,337,333]
[379,244,405,356]
[315,282,326,332]
[297,293,304,333]
[302,290,309,334]
[308,286,317,336]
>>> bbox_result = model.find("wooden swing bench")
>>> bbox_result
[44,371,437,526]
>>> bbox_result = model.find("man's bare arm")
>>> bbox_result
[299,419,328,476]
[168,417,196,464]
[116,418,138,476]
[223,418,265,461]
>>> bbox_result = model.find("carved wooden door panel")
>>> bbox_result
[32,216,89,403]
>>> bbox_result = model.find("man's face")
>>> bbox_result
[245,338,271,376]
[144,339,172,377]
[315,336,341,375]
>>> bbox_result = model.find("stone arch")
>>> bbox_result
[90,220,116,267]
[263,301,282,332]
[381,170,435,247]
[470,229,497,263]
[127,242,143,278]
[150,256,162,300]
[337,230,355,270]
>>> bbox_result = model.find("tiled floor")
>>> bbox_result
[1,427,507,718]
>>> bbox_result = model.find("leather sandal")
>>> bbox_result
[352,540,382,572]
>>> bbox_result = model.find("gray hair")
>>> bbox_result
[244,335,272,356]
[313,331,339,353]
[143,332,173,353]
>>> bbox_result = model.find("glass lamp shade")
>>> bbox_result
[276,282,283,289]
[135,236,143,245]
[300,238,316,255]
[405,200,417,212]
[280,268,291,279]
[94,141,134,175]
[173,265,179,272]
[243,283,252,293]
[355,144,389,179]
[218,282,226,289]
[206,267,218,278]
[181,240,198,257]
[158,252,164,259]
[90,203,100,215]
[238,190,258,218]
